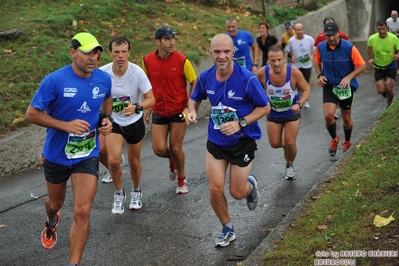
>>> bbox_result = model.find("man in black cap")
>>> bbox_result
[142,25,197,195]
[314,22,366,156]
[281,21,296,64]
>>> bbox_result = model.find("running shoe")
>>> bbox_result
[169,160,177,181]
[112,189,126,215]
[334,109,340,119]
[176,177,189,194]
[129,189,143,210]
[120,154,125,167]
[101,155,125,184]
[285,163,296,180]
[304,101,310,108]
[215,225,236,247]
[328,136,340,156]
[246,174,259,210]
[101,171,112,183]
[41,211,60,249]
[343,140,352,153]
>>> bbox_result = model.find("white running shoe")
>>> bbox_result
[129,189,143,210]
[101,155,125,184]
[304,101,310,108]
[176,177,189,194]
[334,109,340,119]
[215,225,236,247]
[101,171,112,183]
[285,163,296,180]
[112,189,126,215]
[120,154,125,167]
[246,174,259,210]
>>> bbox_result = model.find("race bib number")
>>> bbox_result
[332,86,352,100]
[65,129,96,159]
[210,104,239,130]
[112,96,131,113]
[270,95,292,112]
[233,56,246,68]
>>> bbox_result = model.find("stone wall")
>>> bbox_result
[270,0,349,42]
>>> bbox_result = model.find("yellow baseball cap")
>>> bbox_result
[70,32,103,52]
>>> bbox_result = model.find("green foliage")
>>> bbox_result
[261,103,399,265]
[302,0,333,11]
[265,5,308,27]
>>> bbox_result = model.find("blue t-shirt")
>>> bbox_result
[30,65,112,166]
[191,63,269,147]
[228,30,255,71]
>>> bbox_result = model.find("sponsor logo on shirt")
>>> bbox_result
[228,90,243,101]
[237,39,246,46]
[207,90,215,95]
[77,101,91,113]
[92,87,105,99]
[64,87,77,98]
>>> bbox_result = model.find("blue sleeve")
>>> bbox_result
[30,74,57,111]
[247,76,269,107]
[190,75,208,102]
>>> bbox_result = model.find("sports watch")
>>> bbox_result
[135,104,144,114]
[239,117,248,128]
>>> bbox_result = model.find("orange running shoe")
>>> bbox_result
[343,140,352,153]
[328,136,340,156]
[41,211,60,249]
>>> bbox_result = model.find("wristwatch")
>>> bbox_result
[317,73,322,79]
[298,102,303,109]
[239,117,248,128]
[98,113,113,127]
[135,104,144,114]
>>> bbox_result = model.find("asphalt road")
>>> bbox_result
[0,70,391,266]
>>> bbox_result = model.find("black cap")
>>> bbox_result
[324,22,339,35]
[154,25,179,39]
[284,21,293,28]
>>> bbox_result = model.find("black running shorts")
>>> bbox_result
[206,138,257,167]
[374,68,396,81]
[111,116,145,144]
[42,157,99,184]
[323,85,355,110]
[267,113,301,123]
[152,113,186,125]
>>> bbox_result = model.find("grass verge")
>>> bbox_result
[260,101,399,265]
[0,0,333,136]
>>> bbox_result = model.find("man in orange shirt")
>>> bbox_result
[314,17,350,120]
[314,22,366,156]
